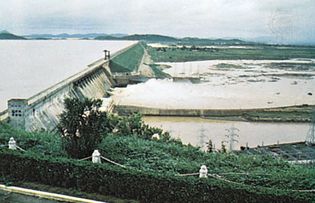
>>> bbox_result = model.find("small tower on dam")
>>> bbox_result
[104,50,110,60]
[8,99,28,130]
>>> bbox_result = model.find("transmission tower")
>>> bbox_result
[225,126,239,151]
[306,111,315,145]
[198,126,208,149]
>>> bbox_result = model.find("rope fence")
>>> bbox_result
[177,170,315,193]
[4,137,315,194]
[101,156,126,168]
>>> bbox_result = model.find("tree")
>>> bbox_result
[207,139,214,153]
[109,112,171,141]
[58,97,110,158]
[221,141,227,153]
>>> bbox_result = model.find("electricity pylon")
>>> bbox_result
[198,126,208,149]
[225,126,239,151]
[306,111,315,145]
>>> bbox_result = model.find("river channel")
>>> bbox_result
[143,116,310,151]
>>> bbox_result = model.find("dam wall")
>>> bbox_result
[3,42,140,132]
[7,59,113,131]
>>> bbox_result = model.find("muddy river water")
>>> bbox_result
[112,59,315,148]
[143,116,310,151]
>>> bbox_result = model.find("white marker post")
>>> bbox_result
[199,165,208,178]
[8,137,17,150]
[92,150,101,163]
[151,133,160,140]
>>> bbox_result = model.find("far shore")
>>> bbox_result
[112,104,315,123]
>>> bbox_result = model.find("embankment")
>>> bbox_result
[113,104,314,122]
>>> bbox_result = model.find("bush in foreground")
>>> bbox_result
[0,149,312,203]
[58,98,110,158]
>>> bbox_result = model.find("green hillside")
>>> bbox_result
[0,121,314,202]
[0,31,25,40]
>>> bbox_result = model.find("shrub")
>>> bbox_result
[0,122,64,156]
[58,98,110,158]
[108,113,171,141]
[0,149,312,203]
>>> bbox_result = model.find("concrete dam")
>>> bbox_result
[0,42,143,132]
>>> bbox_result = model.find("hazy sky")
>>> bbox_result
[0,0,315,43]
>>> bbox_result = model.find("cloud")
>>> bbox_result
[0,0,314,43]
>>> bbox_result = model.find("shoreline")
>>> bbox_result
[113,104,315,123]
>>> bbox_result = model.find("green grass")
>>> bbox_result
[0,122,314,195]
[110,43,145,73]
[148,64,171,78]
[0,122,65,156]
[98,135,315,191]
[147,45,315,62]
[242,106,314,122]
[264,62,315,71]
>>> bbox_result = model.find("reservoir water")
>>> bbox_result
[144,116,310,151]
[0,40,136,111]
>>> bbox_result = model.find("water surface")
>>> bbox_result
[144,116,310,151]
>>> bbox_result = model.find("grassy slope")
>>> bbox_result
[242,106,315,122]
[99,135,315,192]
[0,122,314,195]
[110,43,145,73]
[148,64,171,78]
[0,123,64,156]
[199,105,315,122]
[147,45,315,62]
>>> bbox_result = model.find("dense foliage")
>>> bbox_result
[0,122,64,156]
[58,97,172,158]
[58,98,110,158]
[98,135,315,191]
[0,149,312,202]
[1,105,315,201]
[107,113,171,141]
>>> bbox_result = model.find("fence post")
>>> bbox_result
[199,165,208,178]
[8,137,17,150]
[92,150,101,163]
[151,133,160,140]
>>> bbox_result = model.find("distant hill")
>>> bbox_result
[95,34,178,42]
[179,37,250,45]
[0,30,26,40]
[123,34,178,42]
[24,33,127,39]
[95,34,253,45]
[95,35,121,40]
